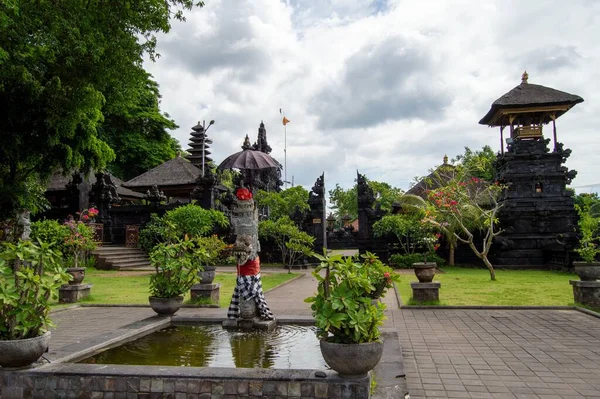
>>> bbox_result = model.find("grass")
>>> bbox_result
[51,268,299,309]
[396,266,579,306]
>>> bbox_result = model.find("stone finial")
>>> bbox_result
[521,70,529,84]
[242,134,252,150]
[443,154,448,165]
[176,151,181,157]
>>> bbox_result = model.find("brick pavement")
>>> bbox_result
[47,271,600,398]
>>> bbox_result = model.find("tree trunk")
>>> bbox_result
[482,256,496,281]
[449,243,455,266]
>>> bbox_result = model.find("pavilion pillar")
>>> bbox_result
[551,114,557,151]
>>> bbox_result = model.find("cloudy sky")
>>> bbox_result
[144,0,600,194]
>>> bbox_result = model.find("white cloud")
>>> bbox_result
[144,0,600,195]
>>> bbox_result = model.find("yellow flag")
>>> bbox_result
[282,116,290,125]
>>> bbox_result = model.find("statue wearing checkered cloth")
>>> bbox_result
[226,188,274,321]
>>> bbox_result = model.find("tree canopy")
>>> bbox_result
[451,145,497,181]
[254,186,310,221]
[0,0,203,218]
[328,179,403,220]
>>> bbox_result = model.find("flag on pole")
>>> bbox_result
[282,116,290,125]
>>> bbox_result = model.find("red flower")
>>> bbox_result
[236,188,253,200]
[383,272,390,278]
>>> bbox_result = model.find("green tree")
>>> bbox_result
[0,0,203,220]
[259,217,315,269]
[254,186,310,220]
[98,76,181,181]
[328,179,402,220]
[451,145,497,181]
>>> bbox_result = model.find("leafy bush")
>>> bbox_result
[575,203,600,262]
[63,219,96,268]
[305,251,387,344]
[149,237,210,298]
[31,219,70,251]
[139,214,168,252]
[389,253,446,269]
[164,204,229,238]
[139,206,229,252]
[0,239,71,340]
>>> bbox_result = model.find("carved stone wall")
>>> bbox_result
[492,138,578,267]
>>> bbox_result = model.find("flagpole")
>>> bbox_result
[280,108,287,190]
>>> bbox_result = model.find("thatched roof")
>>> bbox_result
[479,73,583,126]
[123,155,200,188]
[404,157,457,199]
[46,171,144,199]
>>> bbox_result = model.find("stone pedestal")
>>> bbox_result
[411,281,441,303]
[223,298,276,331]
[59,284,92,303]
[190,283,220,303]
[570,280,600,308]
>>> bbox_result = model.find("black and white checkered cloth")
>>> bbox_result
[227,274,274,320]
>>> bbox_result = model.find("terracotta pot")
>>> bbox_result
[198,266,217,284]
[66,267,86,285]
[148,296,183,316]
[413,262,436,283]
[0,331,51,368]
[573,261,600,281]
[320,339,383,378]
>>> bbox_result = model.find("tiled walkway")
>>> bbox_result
[47,271,600,398]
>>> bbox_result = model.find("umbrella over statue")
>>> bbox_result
[217,135,280,171]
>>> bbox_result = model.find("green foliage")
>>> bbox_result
[0,0,203,218]
[98,77,181,181]
[361,252,400,298]
[254,186,310,220]
[138,214,168,252]
[373,214,432,255]
[164,205,229,238]
[0,239,71,340]
[389,253,446,269]
[575,203,600,262]
[304,251,389,344]
[30,220,70,251]
[259,217,315,266]
[149,237,209,298]
[194,235,228,266]
[425,175,504,280]
[451,145,497,181]
[328,179,403,220]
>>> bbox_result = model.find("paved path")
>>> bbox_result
[47,271,600,398]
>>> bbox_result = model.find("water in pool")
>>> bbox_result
[79,324,326,369]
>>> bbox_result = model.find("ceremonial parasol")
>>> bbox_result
[217,135,280,171]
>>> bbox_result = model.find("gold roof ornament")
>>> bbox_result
[521,71,529,84]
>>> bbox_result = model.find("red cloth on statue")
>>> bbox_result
[238,257,261,276]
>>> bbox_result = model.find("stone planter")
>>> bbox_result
[198,265,217,284]
[413,262,436,283]
[66,267,86,285]
[148,296,184,316]
[573,261,600,281]
[0,331,51,368]
[319,339,383,378]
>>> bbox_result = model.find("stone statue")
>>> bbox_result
[225,186,274,322]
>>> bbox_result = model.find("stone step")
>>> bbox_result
[100,255,149,262]
[93,245,150,270]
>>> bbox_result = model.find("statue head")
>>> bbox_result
[232,234,255,265]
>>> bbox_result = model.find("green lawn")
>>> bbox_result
[52,268,299,309]
[396,267,578,306]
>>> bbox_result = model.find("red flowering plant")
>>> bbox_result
[76,207,99,224]
[361,252,400,299]
[63,212,97,268]
[420,232,442,263]
[424,175,505,280]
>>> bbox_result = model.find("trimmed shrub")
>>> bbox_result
[389,253,446,269]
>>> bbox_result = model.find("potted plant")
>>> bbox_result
[63,213,97,284]
[304,251,397,378]
[148,236,208,315]
[573,205,600,281]
[413,232,441,283]
[361,252,399,301]
[0,239,71,368]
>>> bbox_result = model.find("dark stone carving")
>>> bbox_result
[492,138,578,267]
[92,173,120,244]
[144,185,167,205]
[191,167,218,210]
[301,173,327,251]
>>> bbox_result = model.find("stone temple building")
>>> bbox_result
[480,72,583,268]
